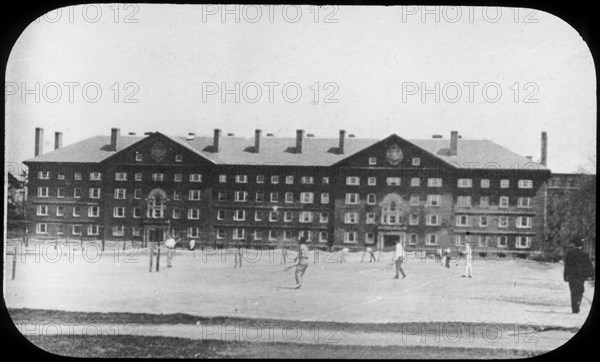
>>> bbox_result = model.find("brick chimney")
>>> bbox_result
[296,129,304,154]
[449,130,458,156]
[541,131,547,166]
[54,132,63,150]
[339,130,346,154]
[35,127,44,157]
[254,129,262,153]
[110,128,120,152]
[213,129,221,153]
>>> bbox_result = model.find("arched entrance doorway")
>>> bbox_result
[145,188,168,243]
[377,193,408,251]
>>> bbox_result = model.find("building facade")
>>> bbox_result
[23,127,551,251]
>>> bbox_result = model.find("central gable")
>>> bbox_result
[333,134,454,171]
[101,132,216,166]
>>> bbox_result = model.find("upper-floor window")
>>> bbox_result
[346,176,360,185]
[114,188,126,199]
[218,191,227,201]
[301,176,314,184]
[256,175,265,183]
[300,192,314,204]
[480,179,490,188]
[90,172,102,181]
[233,210,246,221]
[113,207,125,218]
[134,189,142,199]
[190,174,202,182]
[189,190,201,201]
[320,212,329,223]
[516,216,532,228]
[57,187,65,198]
[457,196,471,207]
[271,175,279,184]
[152,173,164,182]
[188,208,201,220]
[344,212,359,224]
[427,194,441,206]
[74,172,82,180]
[367,193,376,205]
[366,213,376,224]
[479,215,488,227]
[270,192,279,203]
[412,157,420,166]
[135,173,142,181]
[175,154,183,162]
[235,175,248,183]
[321,193,330,204]
[255,192,264,202]
[518,197,532,208]
[299,211,313,223]
[411,178,420,187]
[89,188,101,199]
[36,205,49,216]
[500,179,510,188]
[428,178,442,187]
[499,196,509,208]
[286,175,294,184]
[38,171,50,179]
[480,196,490,208]
[285,192,294,203]
[368,177,377,186]
[409,214,419,225]
[234,191,248,202]
[518,179,533,189]
[368,157,377,165]
[456,215,469,226]
[115,172,127,181]
[57,172,65,180]
[426,214,440,226]
[386,177,401,186]
[219,174,227,183]
[410,194,420,206]
[174,174,183,182]
[457,178,473,188]
[284,211,293,222]
[322,177,329,184]
[173,190,181,200]
[74,188,81,198]
[135,153,143,162]
[499,216,509,228]
[88,206,100,218]
[345,193,359,204]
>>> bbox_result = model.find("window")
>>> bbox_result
[173,208,181,219]
[175,154,183,162]
[518,179,533,189]
[499,216,509,228]
[369,157,377,165]
[269,230,278,241]
[56,206,65,216]
[188,208,201,219]
[479,216,488,227]
[516,236,531,249]
[271,175,279,184]
[480,196,490,208]
[346,176,360,185]
[57,225,65,235]
[72,225,82,236]
[132,227,141,236]
[284,211,293,222]
[300,192,314,204]
[366,213,376,224]
[300,211,312,223]
[219,174,227,183]
[481,179,490,188]
[499,196,509,208]
[427,194,441,206]
[456,215,469,226]
[113,226,125,236]
[344,232,357,244]
[189,190,201,201]
[322,177,329,184]
[457,178,472,188]
[255,192,264,202]
[367,194,376,205]
[286,175,294,184]
[321,193,330,204]
[410,194,420,206]
[37,187,49,197]
[412,157,421,166]
[149,173,164,182]
[365,233,375,244]
[253,230,263,241]
[57,187,65,198]
[90,188,101,199]
[344,212,359,224]
[477,236,491,247]
[73,188,81,198]
[74,172,82,180]
[255,211,263,221]
[218,191,226,201]
[174,174,183,182]
[57,172,65,180]
[233,210,246,221]
[90,172,101,181]
[426,234,438,245]
[114,188,126,199]
[497,236,508,248]
[38,171,49,179]
[301,176,314,184]
[500,179,510,188]
[136,153,143,162]
[411,178,420,187]
[135,173,142,181]
[409,234,418,245]
[320,212,329,223]
[319,231,328,243]
[518,197,531,208]
[283,230,293,241]
[113,207,125,218]
[216,210,225,220]
[88,206,100,217]
[345,193,359,204]
[428,178,442,187]
[115,172,127,181]
[234,191,248,202]
[131,207,141,218]
[189,227,200,238]
[457,196,471,207]
[409,214,419,225]
[269,211,278,222]
[233,229,246,240]
[368,177,377,186]
[517,216,531,228]
[270,192,279,203]
[426,214,440,226]
[285,192,294,203]
[173,190,181,200]
[36,205,48,216]
[134,189,142,199]
[386,177,401,186]
[235,174,248,183]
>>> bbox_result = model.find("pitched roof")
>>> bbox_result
[23,133,547,170]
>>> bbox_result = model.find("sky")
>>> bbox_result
[5,4,596,174]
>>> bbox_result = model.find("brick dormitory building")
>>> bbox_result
[22,127,552,251]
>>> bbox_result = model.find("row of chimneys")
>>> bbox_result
[33,127,549,166]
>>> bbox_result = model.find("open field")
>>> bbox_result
[4,242,595,357]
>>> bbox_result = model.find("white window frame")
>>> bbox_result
[217,210,225,220]
[189,227,201,238]
[255,192,265,202]
[497,236,508,248]
[284,211,293,222]
[174,174,183,182]
[285,175,294,184]
[175,154,183,162]
[173,208,181,219]
[346,176,360,185]
[114,188,126,200]
[56,187,65,198]
[271,175,279,184]
[72,225,82,236]
[479,215,488,227]
[219,174,227,183]
[38,171,50,180]
[135,173,142,181]
[499,196,509,208]
[516,216,532,228]
[300,192,314,204]
[115,172,127,181]
[518,197,532,208]
[189,190,201,201]
[113,207,125,218]
[410,194,420,206]
[367,193,376,205]
[256,175,265,183]
[369,157,377,165]
[301,176,314,184]
[456,215,469,226]
[480,179,490,188]
[134,189,142,199]
[37,187,49,197]
[36,223,48,234]
[457,178,473,188]
[88,225,99,236]
[321,193,330,204]
[365,233,375,244]
[113,225,125,236]
[234,191,248,202]
[133,207,141,218]
[285,192,294,203]
[345,193,359,205]
[136,153,143,162]
[480,196,490,208]
[386,177,401,186]
[320,212,329,223]
[235,174,248,183]
[269,211,278,222]
[500,179,510,188]
[270,192,279,203]
[409,214,419,225]
[518,179,533,189]
[90,172,102,181]
[411,178,420,187]
[427,194,441,206]
[152,173,164,182]
[426,214,440,226]
[516,236,532,249]
[322,177,329,184]
[344,231,358,244]
[188,208,201,220]
[427,178,442,187]
[56,206,65,217]
[88,206,100,218]
[499,216,509,228]
[457,196,471,207]
[72,207,81,217]
[36,205,49,216]
[366,212,376,224]
[319,231,328,243]
[89,188,101,199]
[74,172,82,180]
[73,188,81,198]
[299,211,312,223]
[368,177,377,186]
[412,157,421,166]
[344,212,359,224]
[233,210,246,221]
[254,211,263,221]
[425,234,439,245]
[173,190,181,200]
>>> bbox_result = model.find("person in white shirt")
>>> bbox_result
[293,237,310,289]
[393,239,406,279]
[165,234,176,268]
[361,246,377,263]
[461,242,473,278]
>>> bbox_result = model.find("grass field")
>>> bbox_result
[4,243,595,357]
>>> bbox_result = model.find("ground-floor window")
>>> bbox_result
[408,234,418,245]
[426,234,438,245]
[344,231,357,244]
[268,230,277,241]
[72,225,82,236]
[497,235,508,248]
[233,229,245,240]
[113,225,124,236]
[36,223,48,234]
[283,230,293,241]
[299,230,312,241]
[253,230,262,241]
[215,228,224,239]
[365,232,375,244]
[132,227,141,236]
[515,236,531,249]
[318,231,328,243]
[57,224,65,235]
[189,227,201,238]
[88,225,99,236]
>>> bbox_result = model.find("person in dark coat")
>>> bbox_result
[564,238,594,314]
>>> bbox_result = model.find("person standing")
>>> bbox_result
[165,234,176,268]
[444,247,451,268]
[393,239,406,279]
[461,242,473,278]
[293,236,310,289]
[564,238,594,314]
